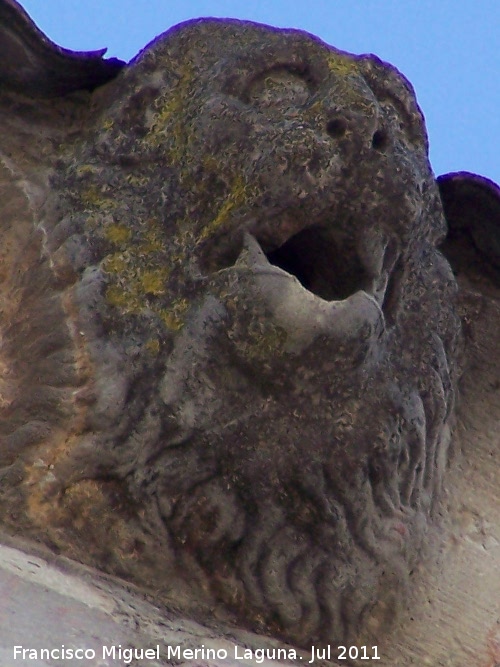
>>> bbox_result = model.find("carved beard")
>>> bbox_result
[133,230,459,646]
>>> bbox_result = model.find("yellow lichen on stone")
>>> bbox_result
[145,62,195,153]
[224,295,288,361]
[103,250,170,312]
[141,226,165,254]
[324,54,371,110]
[326,53,358,77]
[105,284,132,310]
[102,216,171,315]
[139,268,170,295]
[198,174,248,242]
[202,155,220,173]
[125,173,150,188]
[101,118,114,131]
[76,164,100,176]
[160,311,184,331]
[233,318,288,362]
[81,184,117,211]
[102,252,128,274]
[105,224,132,245]
[160,298,189,331]
[145,338,161,354]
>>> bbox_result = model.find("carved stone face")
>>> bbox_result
[0,15,466,648]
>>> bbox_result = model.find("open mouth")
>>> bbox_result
[204,218,402,330]
[264,225,372,302]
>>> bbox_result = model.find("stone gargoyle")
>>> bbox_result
[0,0,498,659]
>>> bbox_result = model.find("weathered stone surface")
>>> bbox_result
[0,533,302,667]
[0,0,123,95]
[0,0,498,658]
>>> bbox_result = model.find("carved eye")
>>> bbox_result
[245,66,311,108]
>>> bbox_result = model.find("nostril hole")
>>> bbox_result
[326,118,348,138]
[372,129,388,151]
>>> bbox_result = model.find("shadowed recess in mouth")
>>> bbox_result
[263,225,371,301]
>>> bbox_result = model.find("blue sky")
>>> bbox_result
[22,0,499,184]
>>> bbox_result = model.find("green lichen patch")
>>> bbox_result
[224,293,289,363]
[197,174,249,243]
[145,338,161,355]
[102,217,172,315]
[101,118,114,132]
[145,62,196,156]
[326,53,359,77]
[159,298,189,331]
[75,164,100,177]
[80,184,118,212]
[234,318,288,363]
[104,259,171,311]
[105,224,132,245]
